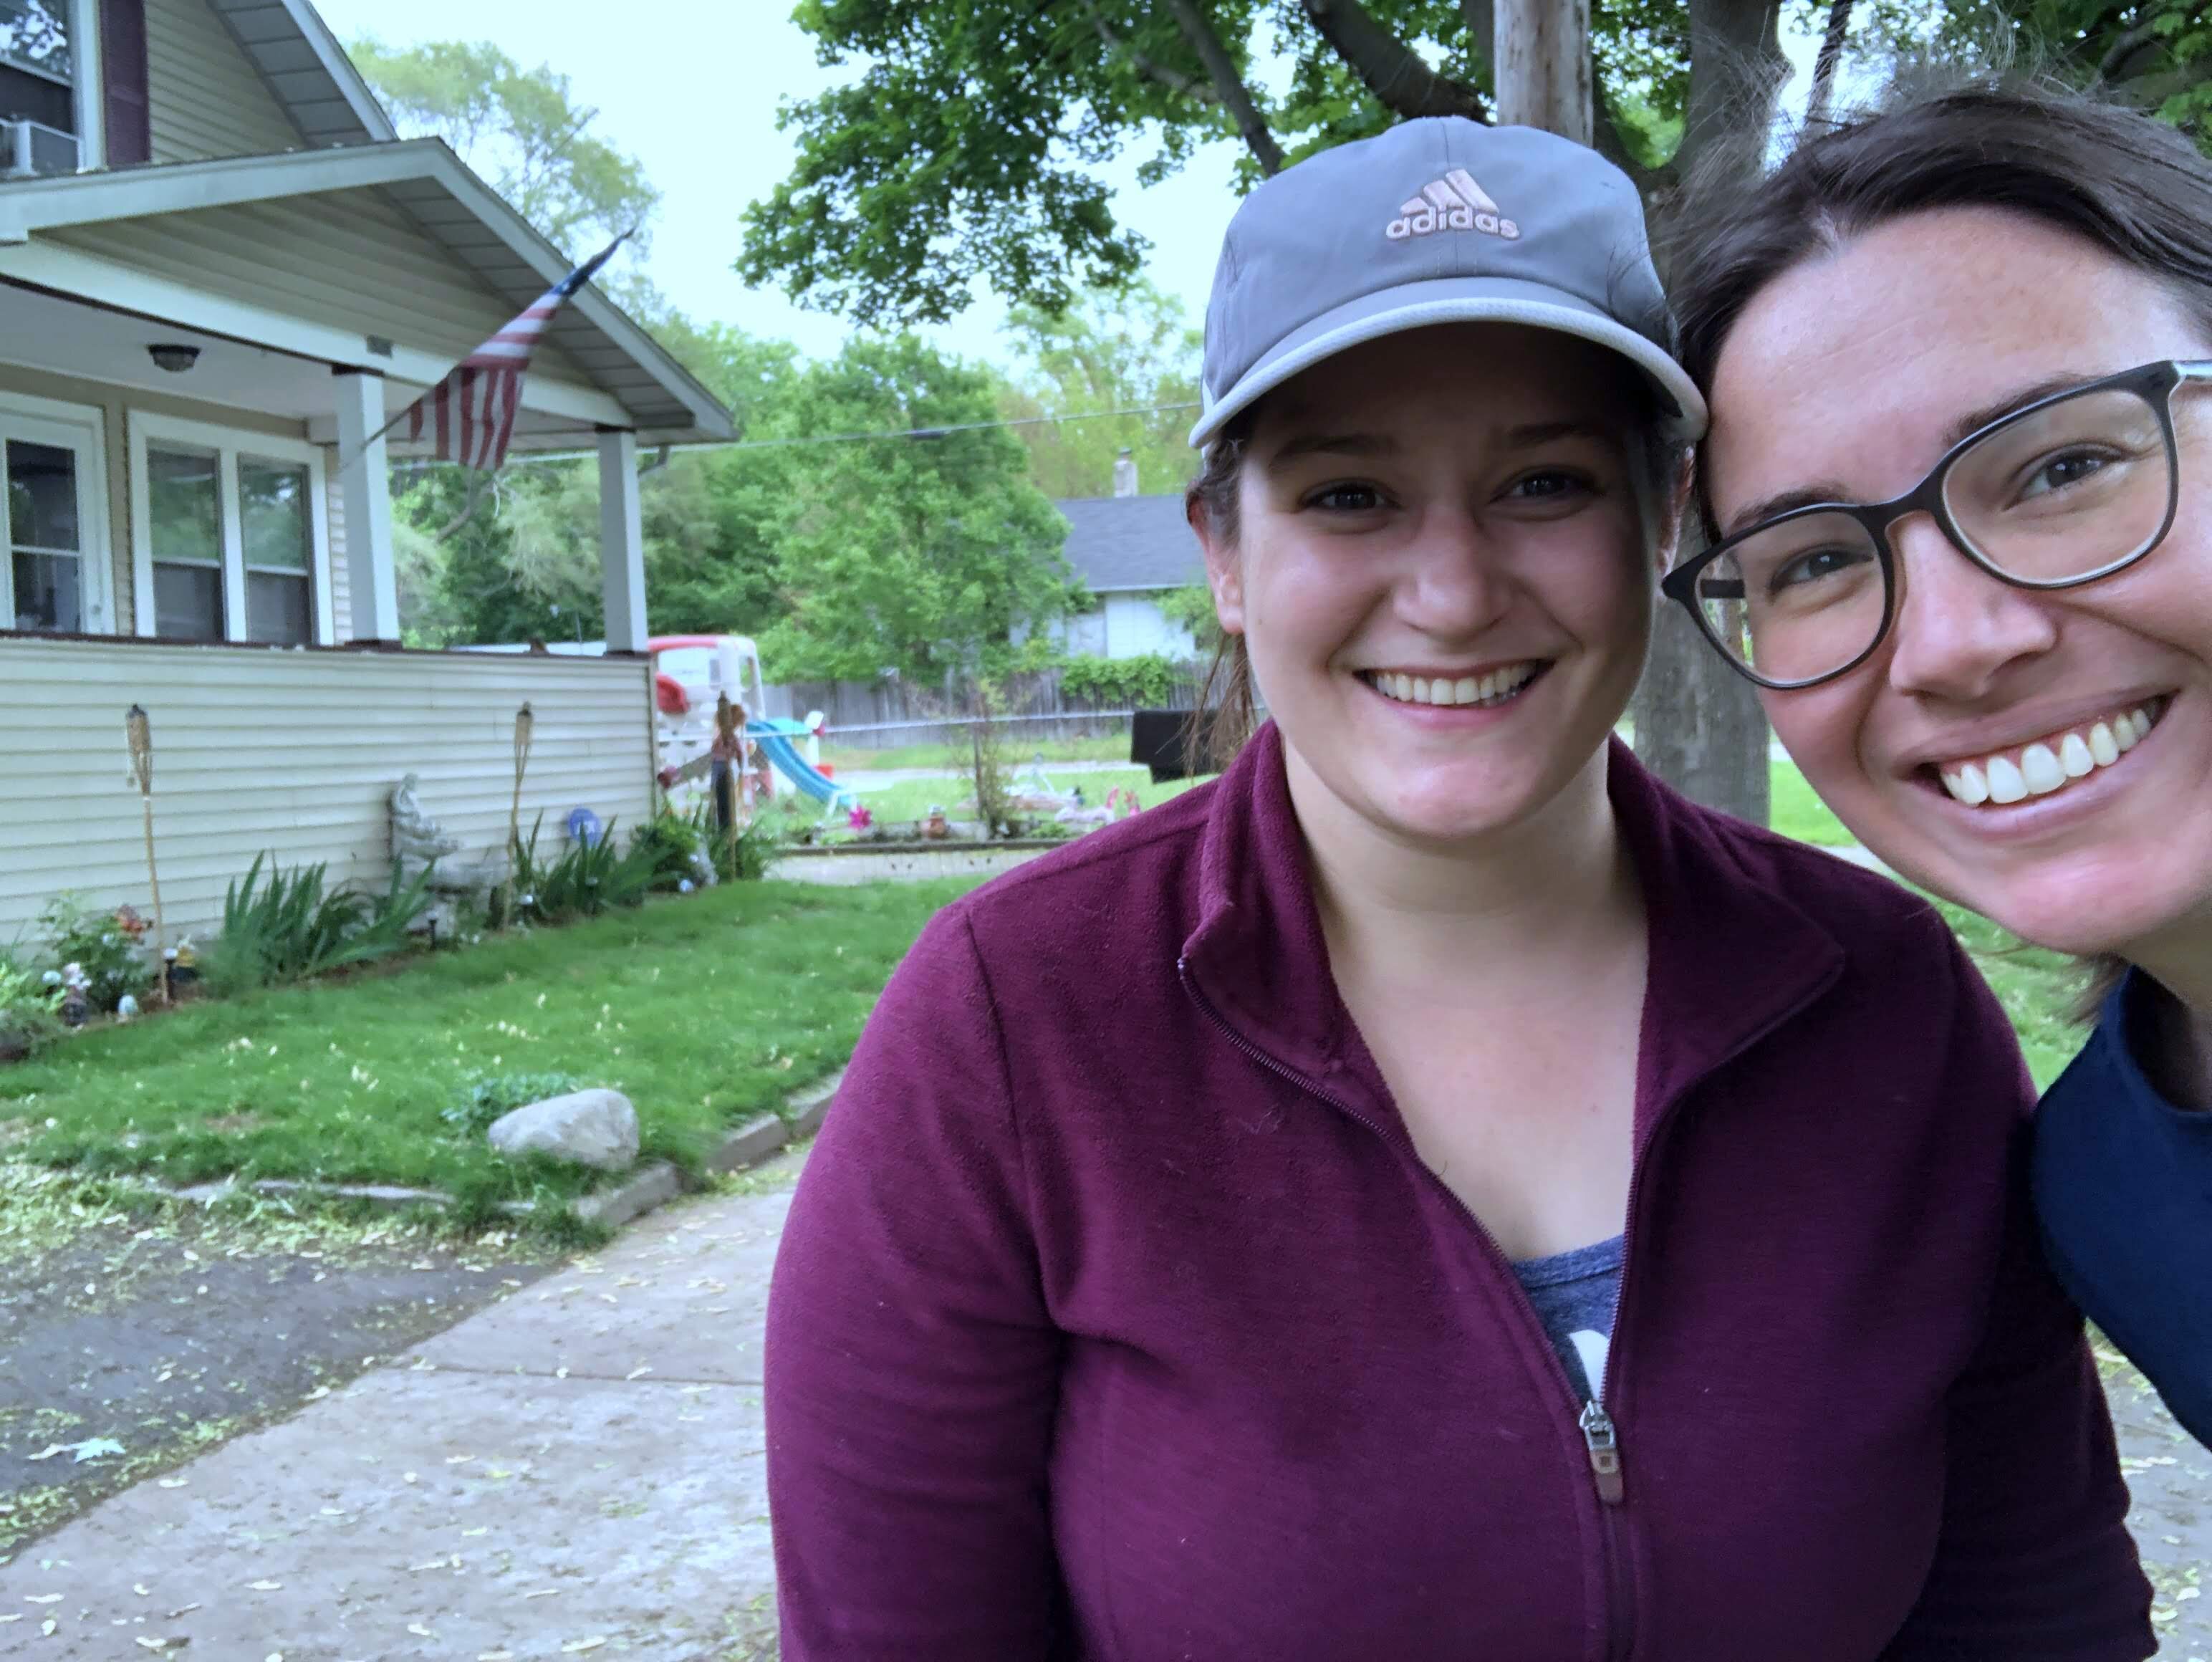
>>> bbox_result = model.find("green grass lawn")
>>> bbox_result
[0,880,980,1210]
[1940,901,2090,1090]
[824,733,1133,772]
[1768,758,1855,847]
[844,768,1210,827]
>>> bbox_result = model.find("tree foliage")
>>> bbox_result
[351,37,659,258]
[730,335,1082,681]
[999,278,1204,499]
[746,0,2212,330]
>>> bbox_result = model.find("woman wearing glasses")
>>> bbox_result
[768,115,2153,1658]
[1669,87,2212,1444]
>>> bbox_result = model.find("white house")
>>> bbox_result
[0,0,734,945]
[1052,492,1206,662]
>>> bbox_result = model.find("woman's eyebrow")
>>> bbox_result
[1499,419,1614,449]
[1940,372,2102,448]
[1721,484,1852,537]
[1263,431,1396,473]
[1719,372,2111,536]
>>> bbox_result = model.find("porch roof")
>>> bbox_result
[0,141,736,448]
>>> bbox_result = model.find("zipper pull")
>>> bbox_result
[1579,1400,1625,1505]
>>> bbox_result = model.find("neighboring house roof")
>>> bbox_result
[1055,495,1206,595]
[0,140,734,446]
[206,0,398,148]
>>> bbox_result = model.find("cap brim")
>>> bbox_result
[1188,276,1709,450]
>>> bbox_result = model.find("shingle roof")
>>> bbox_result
[1054,496,1206,595]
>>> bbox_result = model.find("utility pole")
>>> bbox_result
[1492,0,1771,827]
[1493,0,1592,140]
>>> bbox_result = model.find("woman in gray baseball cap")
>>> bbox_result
[766,117,2148,1658]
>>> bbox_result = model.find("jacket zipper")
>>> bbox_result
[1178,958,1646,1660]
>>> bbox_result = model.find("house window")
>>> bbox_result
[0,395,107,634]
[132,416,330,645]
[239,458,312,645]
[147,445,224,640]
[0,0,111,171]
[0,1,72,130]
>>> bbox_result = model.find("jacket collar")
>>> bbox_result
[1180,726,1849,1135]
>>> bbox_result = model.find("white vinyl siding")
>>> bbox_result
[145,0,302,163]
[0,638,655,946]
[44,191,595,381]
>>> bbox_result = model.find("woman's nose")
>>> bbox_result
[1883,515,2061,701]
[1394,507,1511,637]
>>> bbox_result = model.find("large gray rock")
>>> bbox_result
[488,1089,640,1171]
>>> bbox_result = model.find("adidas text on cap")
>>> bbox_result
[1189,117,1707,450]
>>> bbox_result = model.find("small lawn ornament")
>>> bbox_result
[922,804,951,840]
[57,963,90,1029]
[115,994,141,1022]
[165,938,198,989]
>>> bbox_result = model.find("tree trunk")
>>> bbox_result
[1630,607,1770,825]
[1493,0,1590,138]
[1625,0,1785,825]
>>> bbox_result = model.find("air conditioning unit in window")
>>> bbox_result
[1,118,79,180]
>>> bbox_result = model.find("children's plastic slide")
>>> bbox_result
[747,723,855,810]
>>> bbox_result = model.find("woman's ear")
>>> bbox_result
[1189,499,1247,636]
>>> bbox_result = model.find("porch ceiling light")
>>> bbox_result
[148,343,201,374]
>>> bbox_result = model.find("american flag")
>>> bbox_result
[399,232,628,471]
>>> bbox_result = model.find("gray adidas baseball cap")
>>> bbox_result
[1189,117,1707,449]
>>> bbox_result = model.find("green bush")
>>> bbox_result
[0,956,63,1056]
[503,815,661,926]
[1061,653,1178,709]
[205,854,435,995]
[630,808,710,892]
[442,1070,590,1138]
[37,893,153,1012]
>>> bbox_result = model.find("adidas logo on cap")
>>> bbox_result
[1386,168,1521,243]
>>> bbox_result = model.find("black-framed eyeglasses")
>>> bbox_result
[1660,358,2212,691]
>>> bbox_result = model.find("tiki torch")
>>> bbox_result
[125,704,170,1004]
[506,700,535,921]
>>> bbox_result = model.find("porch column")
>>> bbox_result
[597,426,647,653]
[332,368,399,643]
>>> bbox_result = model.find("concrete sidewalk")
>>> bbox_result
[4,1140,2204,1658]
[0,1163,799,1661]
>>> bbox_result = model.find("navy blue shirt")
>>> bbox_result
[2033,971,2212,1444]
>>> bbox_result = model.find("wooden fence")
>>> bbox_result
[766,664,1206,751]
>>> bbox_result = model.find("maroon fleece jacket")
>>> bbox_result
[766,726,2150,1661]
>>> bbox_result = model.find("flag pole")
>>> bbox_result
[335,228,636,473]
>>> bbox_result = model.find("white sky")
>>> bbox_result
[310,0,1826,373]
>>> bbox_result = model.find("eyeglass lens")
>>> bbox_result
[1691,383,2175,685]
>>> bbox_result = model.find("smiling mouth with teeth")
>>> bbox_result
[1360,663,1545,709]
[1933,696,2170,807]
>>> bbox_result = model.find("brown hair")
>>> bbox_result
[1182,409,1260,772]
[1668,81,2212,1018]
[1674,82,2212,540]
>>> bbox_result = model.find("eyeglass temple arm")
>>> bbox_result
[2179,360,2212,382]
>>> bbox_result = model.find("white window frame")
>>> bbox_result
[129,411,334,645]
[0,0,101,167]
[0,387,112,633]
